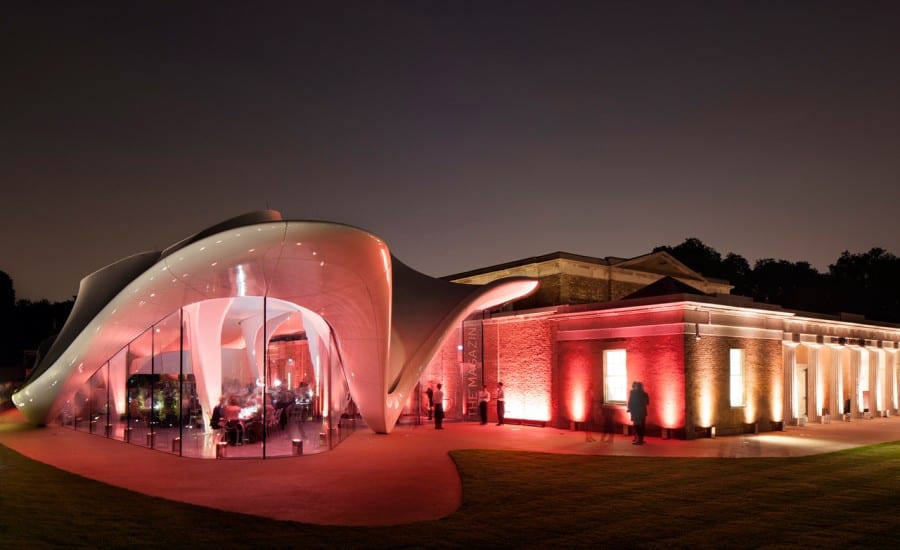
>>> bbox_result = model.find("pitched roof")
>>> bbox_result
[622,276,710,300]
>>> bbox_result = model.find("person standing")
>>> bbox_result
[433,383,445,429]
[425,383,434,420]
[627,381,650,445]
[478,384,491,425]
[495,382,505,425]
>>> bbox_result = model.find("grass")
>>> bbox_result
[2,442,899,548]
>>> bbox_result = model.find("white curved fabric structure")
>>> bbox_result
[13,211,538,435]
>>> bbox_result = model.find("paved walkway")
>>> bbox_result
[2,408,900,526]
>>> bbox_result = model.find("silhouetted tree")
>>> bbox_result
[0,272,74,375]
[828,248,900,323]
[653,238,900,322]
[721,252,752,295]
[654,238,724,278]
[749,259,827,312]
[0,271,15,365]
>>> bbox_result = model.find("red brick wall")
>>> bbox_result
[625,335,686,431]
[555,334,685,431]
[483,317,555,422]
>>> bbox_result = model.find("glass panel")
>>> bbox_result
[87,365,109,436]
[126,327,154,447]
[179,308,209,458]
[261,300,351,457]
[217,296,265,458]
[73,380,91,433]
[333,329,360,443]
[108,348,128,440]
[152,310,184,454]
[264,304,313,457]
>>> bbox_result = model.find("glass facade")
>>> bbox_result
[55,297,361,458]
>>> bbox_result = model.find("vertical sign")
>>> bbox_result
[461,319,483,418]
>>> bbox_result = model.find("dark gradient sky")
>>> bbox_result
[3,2,899,302]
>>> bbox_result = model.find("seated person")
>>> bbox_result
[224,396,242,422]
[210,396,227,429]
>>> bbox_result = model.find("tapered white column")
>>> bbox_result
[830,346,843,417]
[873,348,884,415]
[783,345,797,423]
[850,347,862,417]
[888,350,899,413]
[184,299,233,432]
[809,346,822,419]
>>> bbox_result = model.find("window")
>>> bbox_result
[730,349,744,407]
[604,349,627,403]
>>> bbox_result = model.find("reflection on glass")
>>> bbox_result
[55,297,362,458]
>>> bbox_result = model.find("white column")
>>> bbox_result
[783,345,797,424]
[850,347,861,417]
[830,346,843,418]
[809,346,821,419]
[184,299,233,432]
[888,350,899,413]
[873,349,884,415]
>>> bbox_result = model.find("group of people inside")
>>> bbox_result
[210,390,278,444]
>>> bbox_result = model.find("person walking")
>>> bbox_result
[478,385,491,425]
[433,383,445,429]
[495,382,506,425]
[627,381,650,445]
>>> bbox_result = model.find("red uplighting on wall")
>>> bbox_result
[487,319,553,422]
[559,341,594,423]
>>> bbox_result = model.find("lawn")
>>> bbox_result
[2,442,899,548]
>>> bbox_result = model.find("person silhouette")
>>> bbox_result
[433,383,445,429]
[478,385,491,425]
[627,381,649,445]
[495,382,505,425]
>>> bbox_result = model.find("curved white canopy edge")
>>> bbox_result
[13,216,538,435]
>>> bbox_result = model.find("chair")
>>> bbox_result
[266,408,283,436]
[224,420,244,445]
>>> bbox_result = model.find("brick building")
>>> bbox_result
[422,252,900,439]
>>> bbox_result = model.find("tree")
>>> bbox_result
[654,238,724,279]
[749,259,827,312]
[829,248,900,323]
[0,271,15,365]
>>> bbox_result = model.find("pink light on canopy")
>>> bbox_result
[13,211,539,436]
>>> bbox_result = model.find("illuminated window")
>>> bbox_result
[730,349,744,407]
[604,349,627,403]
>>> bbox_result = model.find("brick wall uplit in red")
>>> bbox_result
[625,334,686,429]
[558,340,597,423]
[482,317,554,422]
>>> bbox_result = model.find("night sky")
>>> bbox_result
[3,2,899,302]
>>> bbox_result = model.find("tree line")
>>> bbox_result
[0,271,74,375]
[654,238,900,324]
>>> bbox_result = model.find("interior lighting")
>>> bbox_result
[236,264,247,296]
